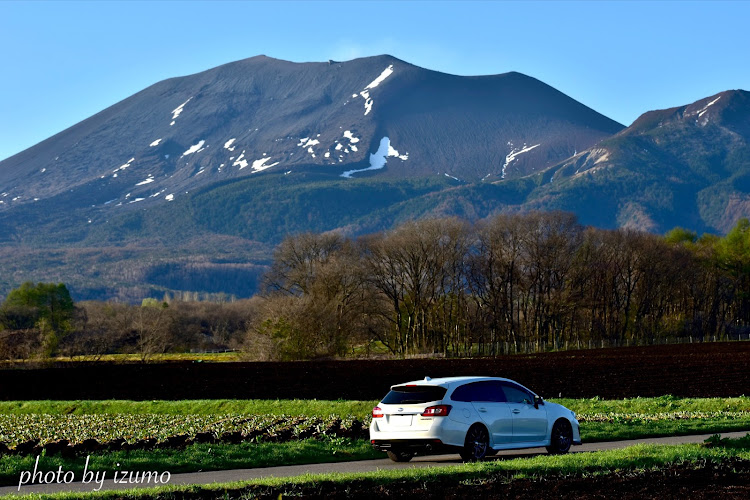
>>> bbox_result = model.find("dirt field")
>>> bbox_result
[1,341,748,400]
[300,459,750,499]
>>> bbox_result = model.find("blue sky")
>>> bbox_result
[1,0,748,162]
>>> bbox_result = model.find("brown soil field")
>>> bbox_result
[281,459,750,499]
[1,341,748,400]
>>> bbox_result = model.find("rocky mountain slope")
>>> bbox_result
[532,89,750,233]
[0,55,621,219]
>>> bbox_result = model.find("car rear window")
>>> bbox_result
[381,385,447,404]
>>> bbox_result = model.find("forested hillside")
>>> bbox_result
[3,213,749,361]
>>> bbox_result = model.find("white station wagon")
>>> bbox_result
[370,376,581,462]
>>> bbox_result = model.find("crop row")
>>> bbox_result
[0,414,365,455]
[2,410,748,456]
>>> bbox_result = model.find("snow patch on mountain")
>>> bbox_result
[343,130,360,143]
[135,177,155,186]
[171,98,192,125]
[388,143,408,161]
[354,65,394,115]
[113,158,135,175]
[182,140,206,157]
[501,143,540,179]
[150,139,162,147]
[340,136,405,178]
[251,157,280,172]
[224,138,236,151]
[698,96,721,118]
[365,65,394,90]
[234,151,248,169]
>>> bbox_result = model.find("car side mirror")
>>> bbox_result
[534,395,544,409]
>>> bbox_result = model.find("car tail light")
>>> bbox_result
[372,406,384,418]
[421,405,451,417]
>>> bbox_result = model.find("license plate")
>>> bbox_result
[389,415,413,426]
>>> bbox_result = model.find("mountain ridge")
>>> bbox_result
[531,89,750,233]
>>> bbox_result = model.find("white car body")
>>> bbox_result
[369,376,581,461]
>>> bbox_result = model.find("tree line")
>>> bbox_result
[259,212,750,359]
[0,285,256,361]
[2,212,749,361]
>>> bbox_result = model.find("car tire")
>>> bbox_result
[460,424,490,462]
[386,449,413,462]
[546,419,573,455]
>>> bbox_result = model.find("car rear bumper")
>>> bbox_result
[369,414,468,448]
[370,438,457,454]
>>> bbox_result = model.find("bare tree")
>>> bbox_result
[132,305,172,361]
[263,233,344,296]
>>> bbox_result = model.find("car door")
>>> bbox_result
[501,382,548,443]
[460,381,512,445]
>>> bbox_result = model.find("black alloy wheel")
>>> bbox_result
[546,420,573,454]
[460,424,490,462]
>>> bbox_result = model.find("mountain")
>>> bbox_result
[530,89,750,233]
[0,55,621,217]
[1,55,747,301]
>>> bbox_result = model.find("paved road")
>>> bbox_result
[2,431,748,497]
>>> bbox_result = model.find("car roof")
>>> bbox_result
[391,376,516,390]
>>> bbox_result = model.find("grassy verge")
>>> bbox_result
[0,353,246,364]
[5,436,750,499]
[0,438,379,488]
[582,418,750,441]
[559,395,750,414]
[1,420,747,489]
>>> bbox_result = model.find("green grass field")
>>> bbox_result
[0,438,380,489]
[4,436,750,499]
[0,396,748,492]
[0,396,747,490]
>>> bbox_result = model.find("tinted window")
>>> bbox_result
[450,381,506,402]
[501,383,533,404]
[382,385,447,404]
